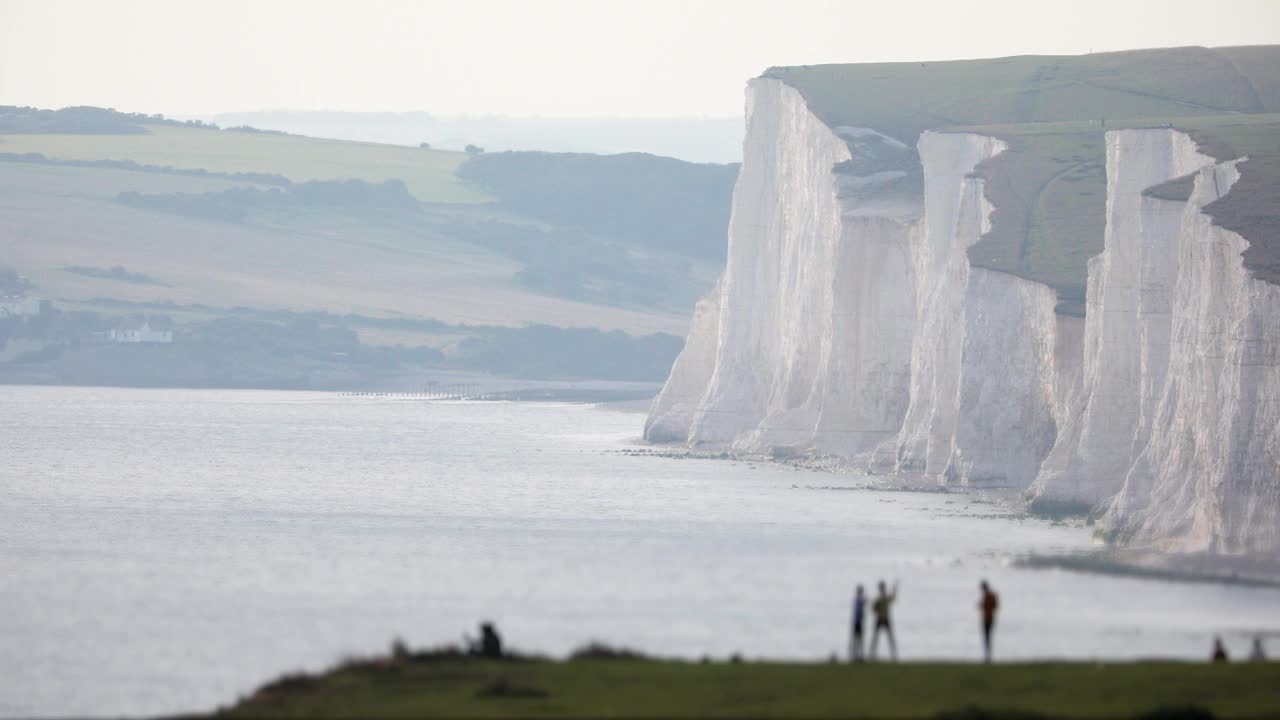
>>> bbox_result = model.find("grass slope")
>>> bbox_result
[219,655,1280,719]
[1159,114,1280,284]
[961,113,1280,305]
[765,45,1280,297]
[457,151,738,263]
[0,124,489,203]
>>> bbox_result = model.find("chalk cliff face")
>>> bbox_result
[885,133,1066,488]
[647,81,1279,553]
[646,78,918,457]
[1032,130,1280,553]
[1030,130,1214,508]
[649,79,1067,483]
[1101,155,1280,553]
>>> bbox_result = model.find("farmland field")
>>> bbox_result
[0,124,490,203]
[0,160,690,336]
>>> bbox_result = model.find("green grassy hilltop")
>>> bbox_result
[765,45,1280,302]
[216,654,1280,719]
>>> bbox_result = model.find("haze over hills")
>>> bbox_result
[8,1,1280,717]
[0,106,737,390]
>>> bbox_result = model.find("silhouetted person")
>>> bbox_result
[1212,636,1228,663]
[470,622,503,658]
[870,580,898,661]
[1250,636,1266,662]
[850,584,866,662]
[979,580,999,663]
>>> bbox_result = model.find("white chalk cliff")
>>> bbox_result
[646,78,1280,554]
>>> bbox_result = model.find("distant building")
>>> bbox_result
[109,321,173,344]
[0,295,40,318]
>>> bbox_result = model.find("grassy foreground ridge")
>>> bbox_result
[215,653,1280,718]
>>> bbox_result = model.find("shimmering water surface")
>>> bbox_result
[2,386,1278,717]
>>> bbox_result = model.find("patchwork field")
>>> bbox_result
[0,162,688,336]
[0,111,742,386]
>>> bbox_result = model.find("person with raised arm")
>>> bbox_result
[869,579,899,662]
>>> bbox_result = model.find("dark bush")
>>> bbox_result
[569,642,651,661]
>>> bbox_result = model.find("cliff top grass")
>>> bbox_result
[953,113,1280,307]
[217,652,1280,718]
[1186,114,1280,283]
[765,45,1280,300]
[0,123,490,203]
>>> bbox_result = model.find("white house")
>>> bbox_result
[0,295,40,318]
[110,322,173,344]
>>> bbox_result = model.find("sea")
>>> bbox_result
[3,385,1278,718]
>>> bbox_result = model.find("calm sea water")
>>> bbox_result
[2,386,1278,717]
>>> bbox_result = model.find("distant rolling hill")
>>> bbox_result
[0,108,737,388]
[200,111,747,164]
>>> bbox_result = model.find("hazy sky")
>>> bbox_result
[2,0,1278,118]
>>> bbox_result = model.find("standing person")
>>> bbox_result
[467,622,503,658]
[869,580,898,661]
[850,585,866,662]
[979,580,999,663]
[1212,636,1229,663]
[1250,635,1267,661]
